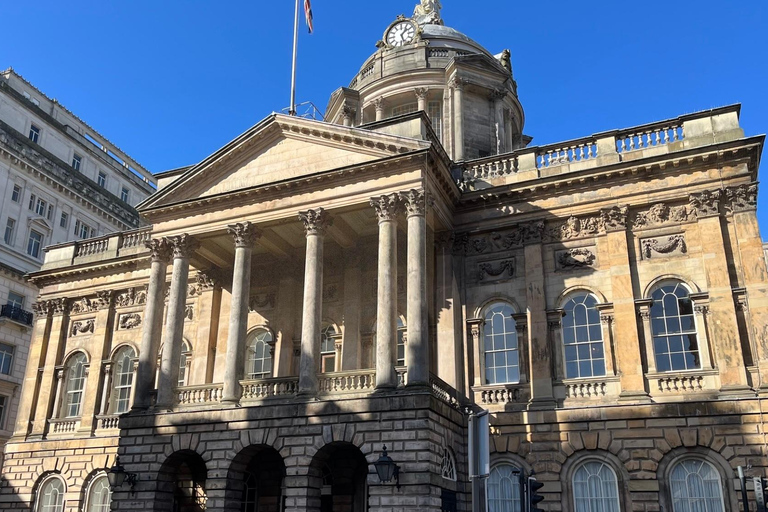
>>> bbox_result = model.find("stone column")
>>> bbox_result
[78,291,114,434]
[491,89,507,154]
[401,189,429,387]
[156,235,199,409]
[450,78,464,161]
[341,253,362,370]
[546,310,565,380]
[415,88,428,112]
[298,208,331,395]
[374,98,386,122]
[341,105,355,127]
[50,369,65,420]
[133,239,171,410]
[371,194,401,389]
[222,223,261,404]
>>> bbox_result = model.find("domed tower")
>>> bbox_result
[326,0,529,161]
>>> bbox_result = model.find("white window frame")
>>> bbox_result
[320,324,338,373]
[59,212,68,229]
[561,293,607,379]
[111,346,136,414]
[482,302,521,385]
[72,154,82,171]
[488,463,522,512]
[4,218,16,245]
[84,474,111,512]
[29,124,41,144]
[97,171,107,188]
[0,343,14,375]
[572,460,621,512]
[35,197,47,217]
[27,229,44,258]
[246,329,273,379]
[391,103,418,117]
[669,458,725,512]
[649,282,701,372]
[120,186,130,203]
[35,475,65,512]
[7,291,25,309]
[64,353,88,418]
[11,184,21,203]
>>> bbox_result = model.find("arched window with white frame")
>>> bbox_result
[178,340,192,386]
[35,475,65,512]
[669,459,724,512]
[246,329,273,379]
[441,447,457,482]
[650,281,700,372]
[488,463,521,512]
[572,460,620,512]
[320,324,339,373]
[63,352,87,418]
[562,294,606,379]
[482,302,520,385]
[111,346,135,414]
[396,317,406,367]
[84,474,111,512]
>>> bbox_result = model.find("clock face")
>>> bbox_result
[386,21,416,47]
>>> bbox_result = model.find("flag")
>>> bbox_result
[304,0,314,33]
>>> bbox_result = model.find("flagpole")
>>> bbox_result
[289,0,300,116]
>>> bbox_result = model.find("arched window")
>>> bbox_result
[650,282,699,372]
[441,448,457,481]
[178,341,192,386]
[488,463,521,512]
[562,294,606,379]
[112,346,135,414]
[246,329,273,379]
[84,474,111,512]
[35,476,65,512]
[669,459,724,512]
[483,303,520,385]
[396,317,406,367]
[320,325,338,373]
[572,461,620,512]
[64,353,87,418]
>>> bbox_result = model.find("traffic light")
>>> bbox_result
[527,475,545,512]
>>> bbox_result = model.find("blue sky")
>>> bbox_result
[2,1,767,235]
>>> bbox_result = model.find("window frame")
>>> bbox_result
[11,184,21,203]
[120,186,130,203]
[0,394,7,430]
[4,217,16,245]
[28,124,41,144]
[488,462,522,512]
[35,475,66,512]
[320,324,339,373]
[59,212,68,229]
[83,473,111,512]
[63,352,88,418]
[560,293,608,380]
[0,343,14,375]
[7,291,25,309]
[571,460,621,512]
[27,229,44,258]
[178,341,192,387]
[97,171,107,188]
[478,302,524,386]
[111,346,136,414]
[245,328,274,380]
[72,153,82,171]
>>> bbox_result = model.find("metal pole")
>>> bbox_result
[739,466,751,512]
[289,0,300,116]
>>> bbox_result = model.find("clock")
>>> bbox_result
[386,20,417,47]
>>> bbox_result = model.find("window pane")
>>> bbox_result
[573,462,620,512]
[489,464,521,512]
[86,476,111,512]
[670,460,724,512]
[483,303,519,384]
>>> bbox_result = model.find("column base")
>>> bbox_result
[220,398,241,406]
[618,390,651,403]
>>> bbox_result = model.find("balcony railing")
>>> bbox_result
[0,304,33,326]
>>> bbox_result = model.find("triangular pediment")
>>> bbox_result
[139,114,429,211]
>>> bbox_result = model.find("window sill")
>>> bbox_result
[0,316,31,332]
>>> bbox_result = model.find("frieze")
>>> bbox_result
[633,203,697,230]
[641,234,687,259]
[724,184,758,213]
[70,319,95,337]
[249,291,276,311]
[453,221,545,255]
[115,287,148,308]
[70,297,100,315]
[118,313,142,330]
[477,258,515,282]
[689,189,721,217]
[555,248,597,271]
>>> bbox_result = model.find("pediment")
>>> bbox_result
[140,114,429,211]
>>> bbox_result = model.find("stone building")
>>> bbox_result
[0,69,156,468]
[2,2,767,512]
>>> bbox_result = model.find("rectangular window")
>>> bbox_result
[120,186,130,203]
[28,194,35,210]
[60,211,69,228]
[47,204,53,220]
[72,154,82,171]
[0,343,14,375]
[35,198,47,217]
[391,103,418,117]
[27,230,43,258]
[6,292,24,309]
[97,171,107,188]
[0,395,6,430]
[3,218,15,245]
[11,185,21,203]
[28,124,40,143]
[75,220,91,239]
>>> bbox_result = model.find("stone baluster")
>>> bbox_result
[222,222,261,404]
[371,194,401,389]
[400,189,429,387]
[133,239,171,410]
[298,208,332,395]
[156,235,199,409]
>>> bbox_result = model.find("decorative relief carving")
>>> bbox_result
[228,222,262,248]
[555,216,602,240]
[33,298,69,316]
[184,304,194,321]
[641,234,687,259]
[298,208,332,236]
[370,194,401,223]
[399,189,428,217]
[249,292,276,311]
[70,319,95,336]
[118,313,142,330]
[555,248,596,270]
[95,291,114,310]
[724,184,758,213]
[70,297,99,315]
[454,221,545,255]
[144,238,172,262]
[633,203,696,229]
[115,287,148,308]
[168,234,200,259]
[477,258,515,282]
[689,189,722,217]
[600,206,629,232]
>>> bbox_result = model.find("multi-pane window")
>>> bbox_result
[7,291,24,309]
[64,353,88,417]
[669,459,724,512]
[4,218,15,245]
[650,282,700,372]
[0,343,14,375]
[391,103,418,117]
[11,184,21,202]
[27,230,43,258]
[35,477,65,512]
[427,101,442,140]
[0,395,7,430]
[246,329,273,379]
[28,124,40,143]
[85,475,111,512]
[320,325,338,373]
[178,341,192,386]
[562,294,606,379]
[75,220,93,239]
[35,198,47,217]
[59,212,68,229]
[396,317,406,367]
[47,204,53,220]
[97,171,107,188]
[29,194,36,210]
[72,154,82,171]
[483,303,520,385]
[112,347,135,414]
[488,464,521,512]
[120,186,130,203]
[572,461,621,512]
[441,448,457,481]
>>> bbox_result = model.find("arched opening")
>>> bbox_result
[226,445,285,512]
[155,450,208,512]
[309,442,368,512]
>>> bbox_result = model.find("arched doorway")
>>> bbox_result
[155,450,208,512]
[309,442,368,512]
[226,445,285,512]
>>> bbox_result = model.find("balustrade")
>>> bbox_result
[97,415,120,430]
[177,384,224,405]
[536,138,598,168]
[616,123,683,153]
[120,228,152,250]
[318,369,377,394]
[429,374,460,407]
[74,238,109,258]
[241,377,299,400]
[465,155,518,180]
[48,418,79,434]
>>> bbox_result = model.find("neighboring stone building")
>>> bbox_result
[0,68,156,467]
[2,3,767,512]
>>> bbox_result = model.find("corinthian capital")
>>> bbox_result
[373,97,386,112]
[144,238,172,262]
[167,234,200,259]
[414,87,429,101]
[399,189,429,218]
[299,208,332,236]
[227,222,262,248]
[370,194,402,223]
[725,183,758,213]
